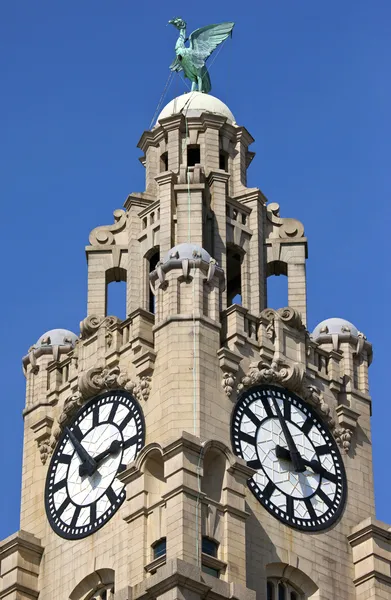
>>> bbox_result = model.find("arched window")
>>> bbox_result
[90,588,114,600]
[69,569,115,600]
[267,580,304,600]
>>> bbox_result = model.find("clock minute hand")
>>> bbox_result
[271,398,305,473]
[65,427,97,477]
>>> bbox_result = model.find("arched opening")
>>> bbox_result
[266,260,288,310]
[187,145,200,167]
[227,246,243,306]
[266,562,319,600]
[144,449,165,506]
[201,447,226,503]
[160,152,168,172]
[147,248,160,313]
[69,569,114,600]
[105,268,127,319]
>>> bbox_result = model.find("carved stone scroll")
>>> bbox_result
[80,315,121,340]
[266,203,304,238]
[89,209,127,246]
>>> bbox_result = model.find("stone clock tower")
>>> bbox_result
[1,91,390,600]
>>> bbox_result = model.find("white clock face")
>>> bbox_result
[45,390,145,539]
[231,385,347,531]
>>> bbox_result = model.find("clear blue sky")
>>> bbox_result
[0,1,390,540]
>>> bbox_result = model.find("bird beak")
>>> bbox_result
[168,19,174,25]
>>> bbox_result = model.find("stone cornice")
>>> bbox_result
[123,193,155,212]
[233,188,265,205]
[234,126,255,147]
[0,530,43,559]
[155,171,177,187]
[348,518,391,546]
[207,170,231,185]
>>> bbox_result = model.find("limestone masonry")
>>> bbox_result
[1,92,390,600]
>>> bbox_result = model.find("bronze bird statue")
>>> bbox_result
[168,18,234,93]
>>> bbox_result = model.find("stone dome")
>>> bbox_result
[312,318,359,340]
[163,243,212,264]
[34,328,78,348]
[157,92,235,125]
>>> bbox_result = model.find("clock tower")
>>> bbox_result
[1,90,390,600]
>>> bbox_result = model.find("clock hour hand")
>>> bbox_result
[272,398,306,473]
[65,427,97,477]
[93,440,123,467]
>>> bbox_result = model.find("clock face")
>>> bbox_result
[231,384,347,532]
[45,390,145,539]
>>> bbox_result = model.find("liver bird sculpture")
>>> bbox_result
[168,18,234,94]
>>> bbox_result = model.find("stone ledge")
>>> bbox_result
[129,558,256,600]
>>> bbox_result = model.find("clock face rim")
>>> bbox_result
[45,389,145,540]
[231,383,347,533]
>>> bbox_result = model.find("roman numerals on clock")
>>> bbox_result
[45,390,145,540]
[232,384,347,532]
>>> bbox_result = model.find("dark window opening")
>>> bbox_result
[201,564,219,578]
[219,151,228,171]
[267,582,275,600]
[149,249,160,313]
[278,583,286,600]
[187,145,200,166]
[160,152,168,172]
[202,537,218,557]
[227,248,243,306]
[290,593,298,600]
[152,538,166,560]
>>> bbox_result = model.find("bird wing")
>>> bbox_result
[188,22,234,68]
[169,56,183,72]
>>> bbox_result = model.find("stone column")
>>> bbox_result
[155,172,176,257]
[287,262,307,325]
[208,171,230,309]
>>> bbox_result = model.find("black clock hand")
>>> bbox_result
[79,440,123,477]
[272,399,306,472]
[275,445,336,482]
[93,440,123,466]
[65,427,97,477]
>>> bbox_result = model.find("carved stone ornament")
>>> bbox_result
[80,315,121,340]
[222,372,236,397]
[266,202,305,238]
[89,209,127,246]
[334,427,353,453]
[260,306,305,333]
[50,366,150,451]
[38,440,51,465]
[237,360,336,433]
